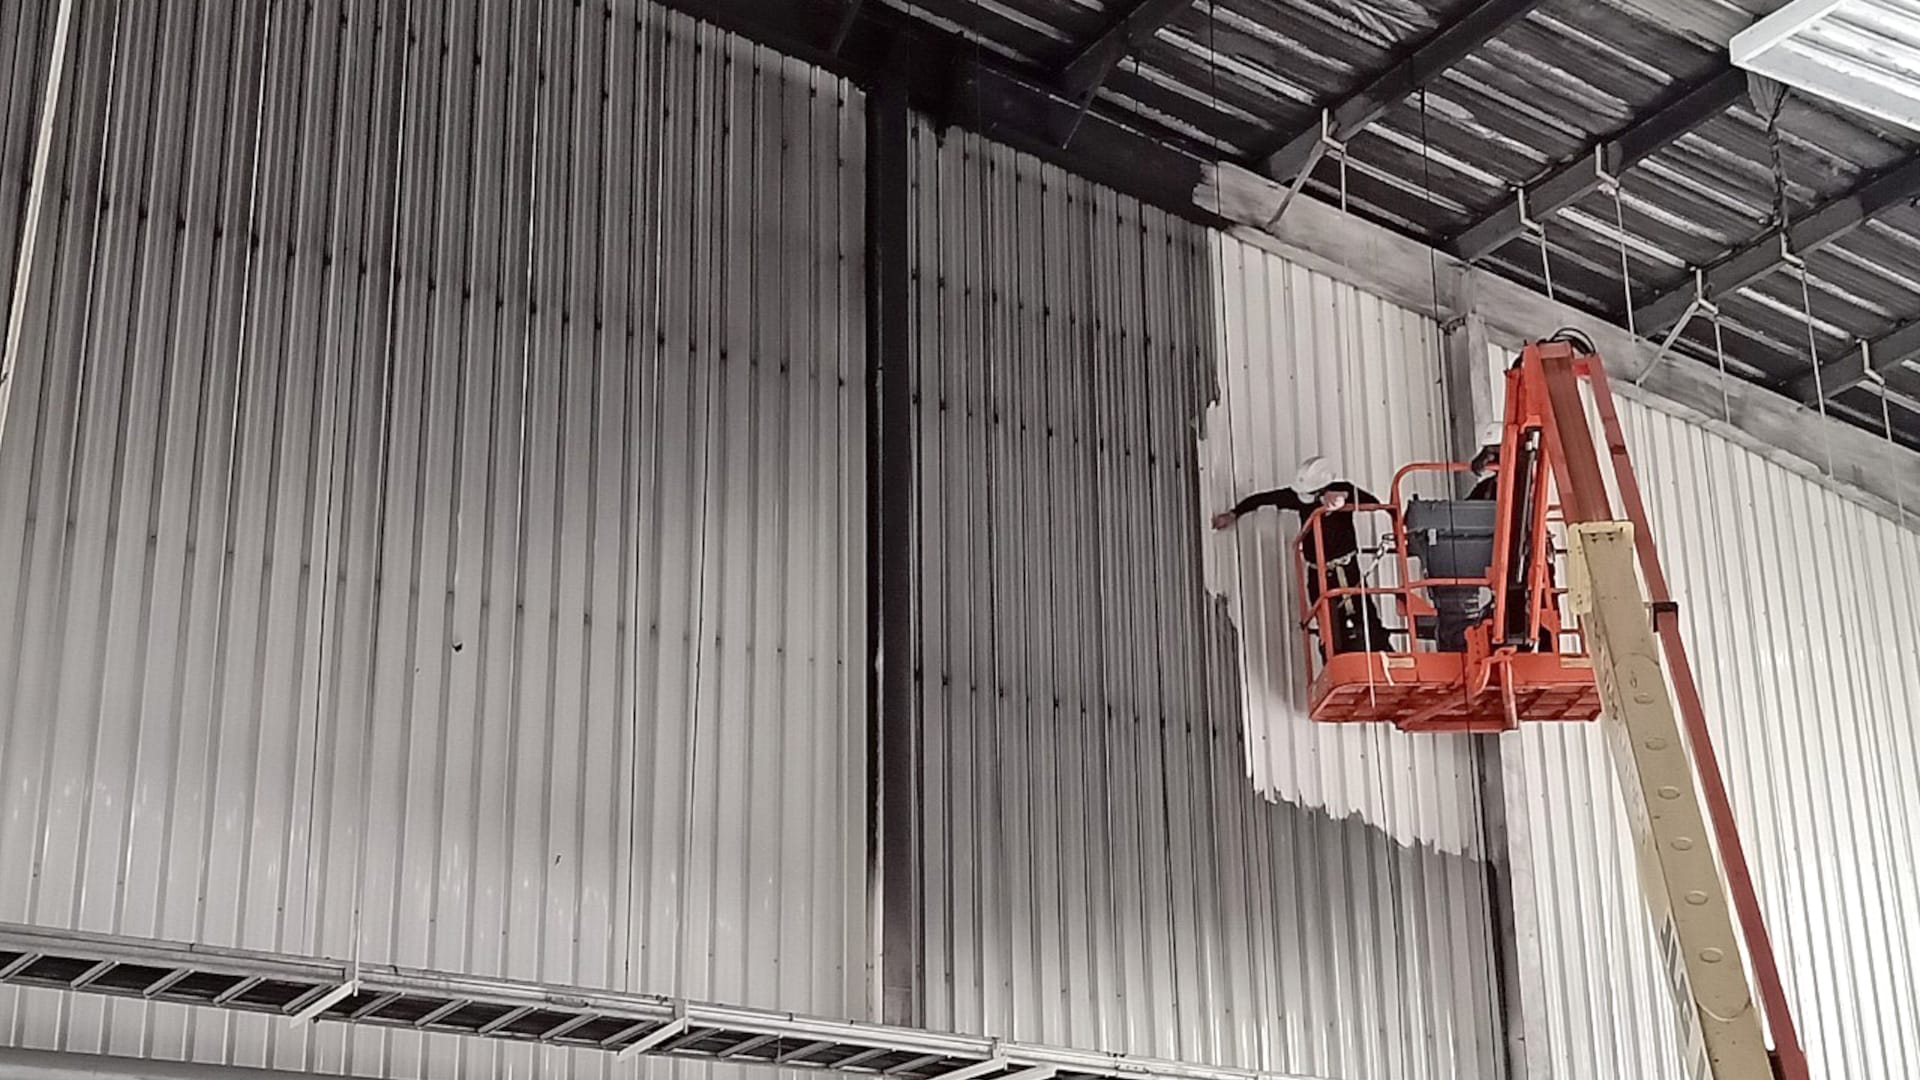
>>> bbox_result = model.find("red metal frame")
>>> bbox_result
[1291,411,1592,732]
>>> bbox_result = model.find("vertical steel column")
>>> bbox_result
[866,33,920,1028]
[1443,309,1537,1080]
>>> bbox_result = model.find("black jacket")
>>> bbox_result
[1231,482,1378,567]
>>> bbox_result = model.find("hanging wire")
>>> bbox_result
[1750,74,1840,479]
[1203,4,1289,731]
[1419,84,1450,434]
[672,14,724,1004]
[1204,0,1295,781]
[1711,304,1733,424]
[298,0,347,954]
[1691,253,1760,953]
[1757,72,1919,1000]
[626,0,676,996]
[1759,83,1897,939]
[1415,85,1484,719]
[1518,188,1555,303]
[1607,167,1636,338]
[1761,92,1891,896]
[968,21,1014,1016]
[1535,227,1555,303]
[1756,78,1791,236]
[1198,9,1336,791]
[1335,118,1351,216]
[1203,0,1269,783]
[1795,254,1838,477]
[347,0,426,979]
[1863,343,1910,526]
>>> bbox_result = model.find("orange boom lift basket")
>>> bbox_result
[1293,346,1604,734]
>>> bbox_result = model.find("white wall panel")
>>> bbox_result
[1199,234,1482,857]
[1508,367,1920,1078]
[0,2,866,1078]
[909,129,1504,1080]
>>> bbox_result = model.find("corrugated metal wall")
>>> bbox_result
[1198,234,1482,858]
[1507,724,1687,1078]
[908,130,1503,1080]
[0,2,867,1077]
[26,3,1916,1080]
[1508,374,1920,1078]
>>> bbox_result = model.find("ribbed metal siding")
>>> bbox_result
[0,2,866,1077]
[1508,723,1687,1079]
[910,128,1502,1080]
[1513,384,1920,1079]
[1200,233,1483,858]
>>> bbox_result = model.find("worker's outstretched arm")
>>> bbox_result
[1213,487,1307,529]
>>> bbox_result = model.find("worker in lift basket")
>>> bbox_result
[1212,456,1394,656]
[1467,444,1500,501]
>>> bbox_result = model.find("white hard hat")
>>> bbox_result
[1292,455,1336,493]
[1479,421,1504,449]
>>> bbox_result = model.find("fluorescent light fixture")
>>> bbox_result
[1731,0,1920,132]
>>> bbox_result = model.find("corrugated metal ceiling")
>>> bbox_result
[871,0,1920,445]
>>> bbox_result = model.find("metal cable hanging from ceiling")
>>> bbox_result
[1606,161,1636,339]
[1753,74,1839,479]
[1202,0,1317,733]
[1752,79,1907,952]
[1522,188,1555,303]
[1204,0,1267,781]
[1755,87,1917,1025]
[676,12,722,1004]
[1710,294,1735,430]
[1863,341,1910,526]
[1411,81,1447,712]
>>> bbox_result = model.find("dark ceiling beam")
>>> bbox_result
[1258,0,1550,181]
[1635,153,1920,332]
[1789,318,1920,404]
[650,0,1222,226]
[1449,68,1747,262]
[1058,0,1192,99]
